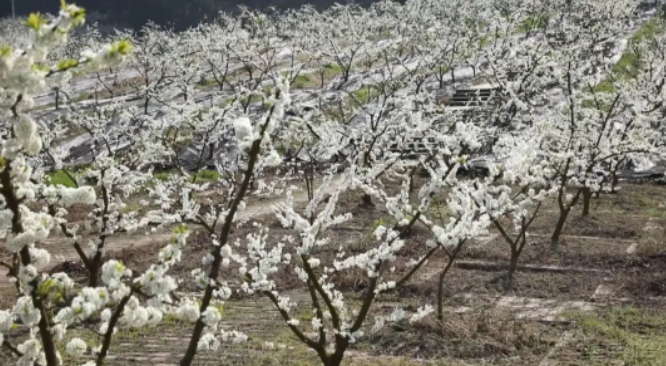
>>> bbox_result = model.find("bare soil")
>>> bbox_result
[365,310,562,364]
[462,236,634,269]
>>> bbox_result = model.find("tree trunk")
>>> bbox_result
[582,188,592,216]
[326,351,346,366]
[437,267,446,321]
[326,359,343,366]
[408,174,415,195]
[506,249,519,290]
[550,208,570,250]
[361,193,374,207]
[1,166,59,366]
[97,293,132,364]
[436,257,457,321]
[611,172,619,193]
[88,252,102,287]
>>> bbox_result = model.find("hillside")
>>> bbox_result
[3,0,378,30]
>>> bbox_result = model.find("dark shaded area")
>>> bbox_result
[3,0,378,30]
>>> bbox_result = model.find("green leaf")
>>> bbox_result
[25,13,46,31]
[116,261,126,273]
[38,278,55,296]
[57,59,79,71]
[32,63,50,73]
[216,303,225,317]
[173,223,188,234]
[0,45,12,57]
[110,39,133,56]
[67,7,86,25]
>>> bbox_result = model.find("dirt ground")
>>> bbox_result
[1,181,666,366]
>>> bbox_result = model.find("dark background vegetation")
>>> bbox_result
[2,0,378,30]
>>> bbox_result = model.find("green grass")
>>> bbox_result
[46,170,78,188]
[612,18,663,79]
[633,193,666,219]
[612,49,641,80]
[350,86,379,105]
[323,63,343,73]
[632,17,663,43]
[291,73,313,89]
[194,169,222,183]
[218,96,237,108]
[196,75,219,89]
[162,126,194,150]
[280,71,317,89]
[517,15,549,33]
[567,307,666,366]
[240,93,263,107]
[299,63,344,89]
[322,63,344,79]
[154,172,172,181]
[478,34,492,49]
[592,81,616,93]
[642,207,666,220]
[638,230,666,257]
[317,85,381,118]
[594,18,665,93]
